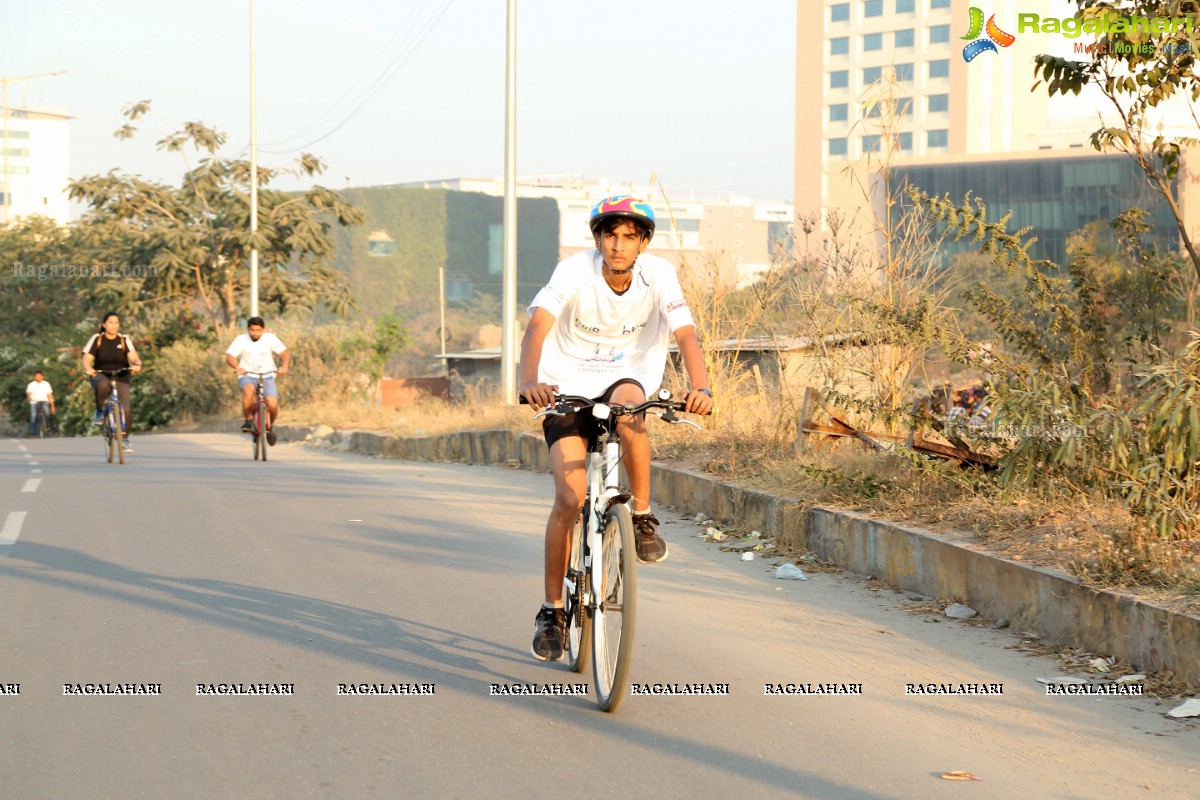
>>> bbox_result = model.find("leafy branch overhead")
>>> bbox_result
[1031,0,1200,277]
[70,100,365,334]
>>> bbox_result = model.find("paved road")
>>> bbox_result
[1,433,1197,799]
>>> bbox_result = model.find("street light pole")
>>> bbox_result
[0,70,67,224]
[249,0,260,317]
[500,0,518,405]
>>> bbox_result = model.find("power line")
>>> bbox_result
[259,0,455,156]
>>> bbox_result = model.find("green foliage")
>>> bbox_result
[67,102,363,338]
[1031,0,1200,277]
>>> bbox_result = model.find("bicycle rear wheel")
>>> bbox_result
[564,504,592,673]
[592,503,637,712]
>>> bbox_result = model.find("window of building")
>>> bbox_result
[928,93,949,113]
[895,29,914,47]
[830,70,850,89]
[896,0,915,11]
[930,0,950,8]
[864,32,883,51]
[828,138,848,156]
[928,59,950,79]
[894,62,914,82]
[831,3,850,22]
[929,24,950,44]
[829,103,849,122]
[865,0,883,17]
[830,36,850,56]
[927,129,949,147]
[0,130,30,140]
[863,66,883,84]
[864,101,883,118]
[897,97,913,116]
[862,134,882,152]
[899,132,913,150]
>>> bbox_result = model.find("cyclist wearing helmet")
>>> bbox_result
[519,194,714,662]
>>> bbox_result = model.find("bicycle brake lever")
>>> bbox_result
[671,418,702,432]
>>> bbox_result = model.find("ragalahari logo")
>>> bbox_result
[962,7,1016,61]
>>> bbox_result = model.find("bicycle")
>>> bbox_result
[529,390,701,712]
[95,368,130,465]
[244,371,276,462]
[31,403,52,439]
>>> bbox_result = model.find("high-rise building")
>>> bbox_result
[1,106,71,224]
[795,0,1199,267]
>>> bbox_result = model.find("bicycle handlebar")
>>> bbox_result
[93,368,132,378]
[521,393,703,430]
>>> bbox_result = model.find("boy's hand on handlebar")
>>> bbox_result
[276,365,289,376]
[520,382,558,409]
[683,389,715,416]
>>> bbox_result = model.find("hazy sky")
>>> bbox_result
[3,0,797,203]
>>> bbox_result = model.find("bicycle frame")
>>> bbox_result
[95,369,129,465]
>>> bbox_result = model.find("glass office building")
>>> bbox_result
[894,154,1179,269]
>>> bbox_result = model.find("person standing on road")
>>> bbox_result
[225,316,290,446]
[518,195,714,662]
[82,312,143,452]
[26,370,55,436]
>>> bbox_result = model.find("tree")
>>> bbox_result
[1032,0,1200,279]
[67,101,364,342]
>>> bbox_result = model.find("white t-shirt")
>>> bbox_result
[528,250,695,398]
[225,332,288,375]
[26,380,53,404]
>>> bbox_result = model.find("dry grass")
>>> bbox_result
[281,385,1200,614]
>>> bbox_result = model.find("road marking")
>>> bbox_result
[0,512,26,548]
[31,469,42,474]
[23,453,32,459]
[17,445,27,452]
[22,479,41,493]
[30,461,39,466]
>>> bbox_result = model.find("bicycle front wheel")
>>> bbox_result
[592,503,637,712]
[103,409,115,463]
[254,401,268,461]
[114,410,125,465]
[565,506,592,673]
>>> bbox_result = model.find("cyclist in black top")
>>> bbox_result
[82,312,143,441]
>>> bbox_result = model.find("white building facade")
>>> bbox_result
[1,107,71,224]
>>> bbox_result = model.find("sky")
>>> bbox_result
[2,0,798,207]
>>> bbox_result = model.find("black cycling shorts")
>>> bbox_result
[542,378,645,450]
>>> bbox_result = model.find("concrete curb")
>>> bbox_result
[276,424,1200,687]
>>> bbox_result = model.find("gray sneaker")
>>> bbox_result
[530,606,566,661]
[633,511,668,563]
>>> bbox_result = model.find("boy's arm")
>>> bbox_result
[518,308,557,407]
[673,325,714,415]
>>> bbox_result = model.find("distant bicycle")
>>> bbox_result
[528,390,701,712]
[96,368,130,465]
[30,403,52,439]
[245,371,276,462]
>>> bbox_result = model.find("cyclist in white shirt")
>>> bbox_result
[519,195,714,661]
[26,370,55,436]
[225,316,290,446]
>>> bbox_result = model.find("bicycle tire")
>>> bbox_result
[35,407,46,439]
[114,407,125,465]
[565,505,592,673]
[592,503,637,712]
[103,406,116,463]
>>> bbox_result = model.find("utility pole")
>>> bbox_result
[249,0,260,317]
[500,0,518,404]
[0,71,67,224]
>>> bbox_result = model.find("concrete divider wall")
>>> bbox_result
[273,424,1200,686]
